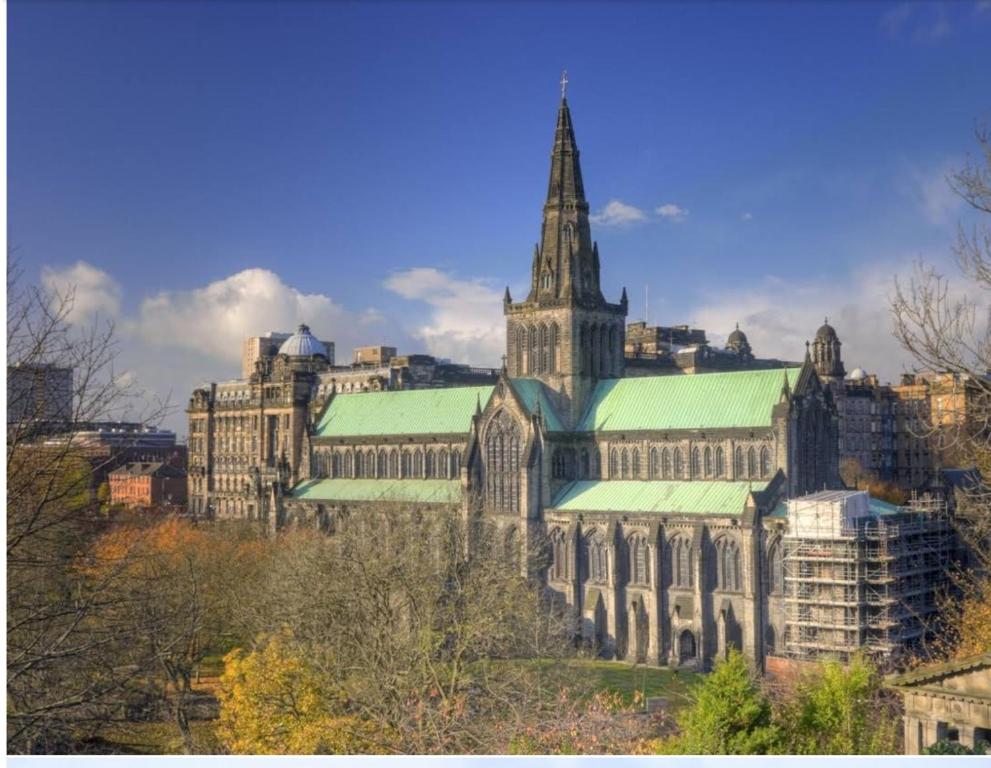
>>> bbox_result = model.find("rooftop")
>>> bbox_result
[291,478,461,504]
[550,479,769,515]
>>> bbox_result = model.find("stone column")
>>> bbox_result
[903,716,922,755]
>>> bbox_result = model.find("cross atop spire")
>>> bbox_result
[560,69,569,99]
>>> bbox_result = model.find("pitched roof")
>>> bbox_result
[550,480,769,515]
[578,368,801,433]
[314,385,494,438]
[291,478,461,505]
[887,652,991,690]
[508,378,565,432]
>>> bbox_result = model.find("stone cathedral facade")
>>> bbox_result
[259,92,843,668]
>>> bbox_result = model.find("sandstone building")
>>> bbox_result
[189,88,955,670]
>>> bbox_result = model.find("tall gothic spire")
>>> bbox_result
[529,80,601,305]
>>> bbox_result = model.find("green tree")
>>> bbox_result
[780,655,899,755]
[660,649,781,755]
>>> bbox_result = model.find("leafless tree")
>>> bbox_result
[238,504,580,753]
[891,126,991,566]
[6,258,169,752]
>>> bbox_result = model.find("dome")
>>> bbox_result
[278,324,328,358]
[727,323,749,347]
[816,318,839,342]
[849,367,867,381]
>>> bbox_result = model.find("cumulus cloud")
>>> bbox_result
[41,261,122,323]
[384,268,505,366]
[589,200,647,226]
[689,254,986,384]
[656,203,689,222]
[133,268,381,364]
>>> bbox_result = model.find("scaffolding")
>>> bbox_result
[781,491,952,662]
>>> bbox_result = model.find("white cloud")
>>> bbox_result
[915,162,962,226]
[740,212,754,221]
[40,261,122,323]
[656,203,689,222]
[881,3,952,42]
[589,200,647,226]
[384,268,505,367]
[689,254,987,384]
[133,267,381,364]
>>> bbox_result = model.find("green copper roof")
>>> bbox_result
[551,480,769,515]
[315,385,494,437]
[578,368,801,433]
[291,478,461,504]
[509,378,565,432]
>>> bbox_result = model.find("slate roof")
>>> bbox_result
[578,367,801,433]
[291,478,461,505]
[550,479,769,515]
[315,385,494,438]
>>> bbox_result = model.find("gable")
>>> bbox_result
[314,385,494,438]
[578,368,801,433]
[508,377,565,432]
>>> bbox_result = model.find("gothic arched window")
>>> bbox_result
[438,449,449,479]
[716,538,742,591]
[649,447,659,479]
[760,446,772,478]
[332,452,341,478]
[529,325,538,374]
[629,534,650,586]
[580,448,590,479]
[716,446,725,478]
[747,446,757,478]
[343,450,353,478]
[377,449,387,478]
[691,447,701,479]
[609,449,619,478]
[673,448,684,479]
[767,541,783,595]
[632,448,641,478]
[550,527,568,580]
[704,446,713,478]
[550,323,560,373]
[401,450,411,478]
[517,326,527,374]
[354,451,364,478]
[425,450,435,479]
[585,530,608,583]
[661,448,671,479]
[389,449,399,478]
[672,536,694,588]
[734,446,744,478]
[413,449,424,478]
[621,449,630,479]
[593,448,602,478]
[539,323,549,373]
[485,411,522,513]
[451,450,461,478]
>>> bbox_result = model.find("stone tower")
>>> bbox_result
[811,319,845,381]
[503,84,627,427]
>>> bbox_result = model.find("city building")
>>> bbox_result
[187,325,499,518]
[7,363,73,427]
[108,461,187,508]
[889,653,991,754]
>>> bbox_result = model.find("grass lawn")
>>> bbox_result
[525,658,701,710]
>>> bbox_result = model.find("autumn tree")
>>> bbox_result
[216,633,389,754]
[232,505,577,753]
[6,260,168,753]
[85,518,266,753]
[890,126,991,659]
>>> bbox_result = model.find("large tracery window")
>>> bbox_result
[550,527,568,580]
[673,448,685,479]
[485,411,522,513]
[747,446,757,478]
[628,533,650,586]
[760,446,772,478]
[584,529,608,583]
[734,446,744,478]
[691,447,701,479]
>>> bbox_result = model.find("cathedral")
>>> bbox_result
[269,89,850,669]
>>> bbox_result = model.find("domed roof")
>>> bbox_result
[278,324,328,358]
[816,318,839,342]
[849,367,867,381]
[727,323,748,345]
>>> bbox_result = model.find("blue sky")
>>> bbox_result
[9,1,991,435]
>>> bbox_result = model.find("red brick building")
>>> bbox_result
[108,462,187,508]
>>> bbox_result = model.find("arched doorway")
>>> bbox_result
[678,629,696,664]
